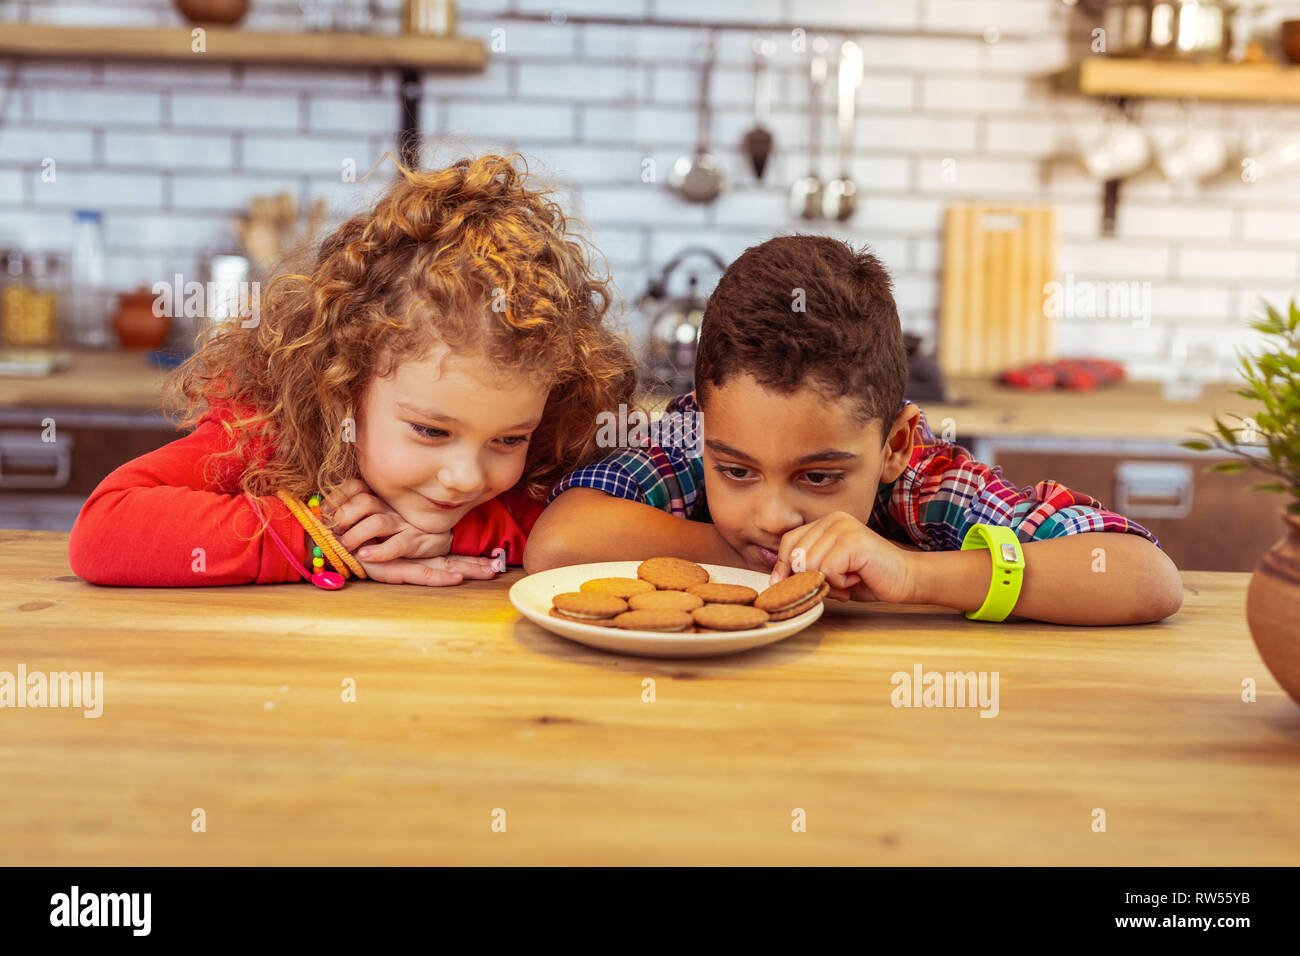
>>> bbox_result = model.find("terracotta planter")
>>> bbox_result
[174,0,249,26]
[1246,511,1300,707]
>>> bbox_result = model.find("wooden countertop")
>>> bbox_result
[2,529,1296,865]
[0,349,170,412]
[0,352,1251,442]
[917,377,1254,443]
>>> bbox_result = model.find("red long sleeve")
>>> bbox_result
[450,490,546,565]
[69,401,550,586]
[67,404,308,586]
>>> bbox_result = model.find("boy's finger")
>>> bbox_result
[772,527,816,583]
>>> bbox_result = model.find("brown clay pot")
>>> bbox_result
[1246,510,1300,708]
[113,285,171,349]
[174,0,250,26]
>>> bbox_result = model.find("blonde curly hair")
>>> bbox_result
[162,152,637,527]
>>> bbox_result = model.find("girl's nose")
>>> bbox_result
[438,455,485,496]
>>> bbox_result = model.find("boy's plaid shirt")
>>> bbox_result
[548,392,1160,550]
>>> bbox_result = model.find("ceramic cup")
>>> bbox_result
[1079,119,1151,181]
[1158,127,1228,185]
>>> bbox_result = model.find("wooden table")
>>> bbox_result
[2,530,1297,865]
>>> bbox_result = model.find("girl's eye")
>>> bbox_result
[498,435,531,448]
[713,465,752,481]
[409,423,448,440]
[802,471,842,488]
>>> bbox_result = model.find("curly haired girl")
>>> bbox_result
[69,153,636,588]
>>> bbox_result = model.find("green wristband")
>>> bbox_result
[960,523,1024,622]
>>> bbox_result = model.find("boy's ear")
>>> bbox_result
[878,405,919,483]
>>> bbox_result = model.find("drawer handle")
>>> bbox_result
[0,431,73,489]
[1114,461,1193,519]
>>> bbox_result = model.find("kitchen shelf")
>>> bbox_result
[0,22,486,71]
[1069,56,1300,103]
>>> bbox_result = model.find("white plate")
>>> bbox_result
[509,561,824,658]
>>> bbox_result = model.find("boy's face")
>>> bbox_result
[355,345,549,535]
[700,374,917,573]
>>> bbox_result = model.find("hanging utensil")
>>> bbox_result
[741,37,776,181]
[823,40,863,222]
[669,32,727,204]
[789,44,828,220]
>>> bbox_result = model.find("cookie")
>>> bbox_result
[755,570,828,619]
[580,576,655,599]
[692,604,771,631]
[766,582,829,621]
[611,609,693,632]
[551,591,627,623]
[549,607,615,627]
[637,556,710,590]
[686,582,758,605]
[628,590,704,612]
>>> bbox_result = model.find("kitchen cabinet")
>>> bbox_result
[918,378,1280,573]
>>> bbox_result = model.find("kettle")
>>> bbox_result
[640,246,727,396]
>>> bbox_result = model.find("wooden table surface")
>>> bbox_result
[2,530,1297,865]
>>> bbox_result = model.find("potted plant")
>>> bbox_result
[1181,300,1300,707]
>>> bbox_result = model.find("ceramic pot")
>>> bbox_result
[174,0,250,26]
[1246,511,1300,707]
[113,286,170,349]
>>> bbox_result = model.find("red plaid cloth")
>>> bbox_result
[998,358,1126,391]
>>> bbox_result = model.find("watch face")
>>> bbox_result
[1000,542,1020,564]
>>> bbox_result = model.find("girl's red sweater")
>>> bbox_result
[67,400,545,586]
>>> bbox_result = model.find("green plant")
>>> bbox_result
[1180,300,1300,516]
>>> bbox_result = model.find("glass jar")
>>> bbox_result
[2,251,61,348]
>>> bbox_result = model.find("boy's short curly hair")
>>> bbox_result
[164,152,636,507]
[695,234,907,432]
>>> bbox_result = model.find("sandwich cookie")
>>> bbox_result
[628,590,704,612]
[686,582,758,605]
[580,576,655,599]
[611,609,693,632]
[637,557,710,590]
[692,604,771,631]
[755,570,829,621]
[550,591,627,625]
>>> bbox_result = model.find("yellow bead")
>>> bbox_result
[313,557,325,569]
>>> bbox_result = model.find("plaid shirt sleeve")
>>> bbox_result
[871,403,1161,551]
[545,393,705,519]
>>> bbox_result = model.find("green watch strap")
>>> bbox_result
[960,523,1024,622]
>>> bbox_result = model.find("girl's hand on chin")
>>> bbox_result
[322,477,499,585]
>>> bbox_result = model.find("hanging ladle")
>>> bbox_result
[669,31,727,204]
[789,41,829,220]
[741,36,776,181]
[823,40,862,222]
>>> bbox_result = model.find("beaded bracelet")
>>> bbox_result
[276,489,368,580]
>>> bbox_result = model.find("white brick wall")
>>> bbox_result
[2,0,1299,380]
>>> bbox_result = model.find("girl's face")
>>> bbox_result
[355,345,550,535]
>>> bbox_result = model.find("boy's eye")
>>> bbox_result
[409,423,448,440]
[713,464,752,481]
[802,471,842,487]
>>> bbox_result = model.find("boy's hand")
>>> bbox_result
[769,511,916,604]
[321,478,499,585]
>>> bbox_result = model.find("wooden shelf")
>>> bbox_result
[1069,56,1300,103]
[0,23,486,71]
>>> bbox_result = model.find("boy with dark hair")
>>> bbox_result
[524,235,1183,625]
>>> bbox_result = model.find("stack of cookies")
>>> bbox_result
[548,557,829,633]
